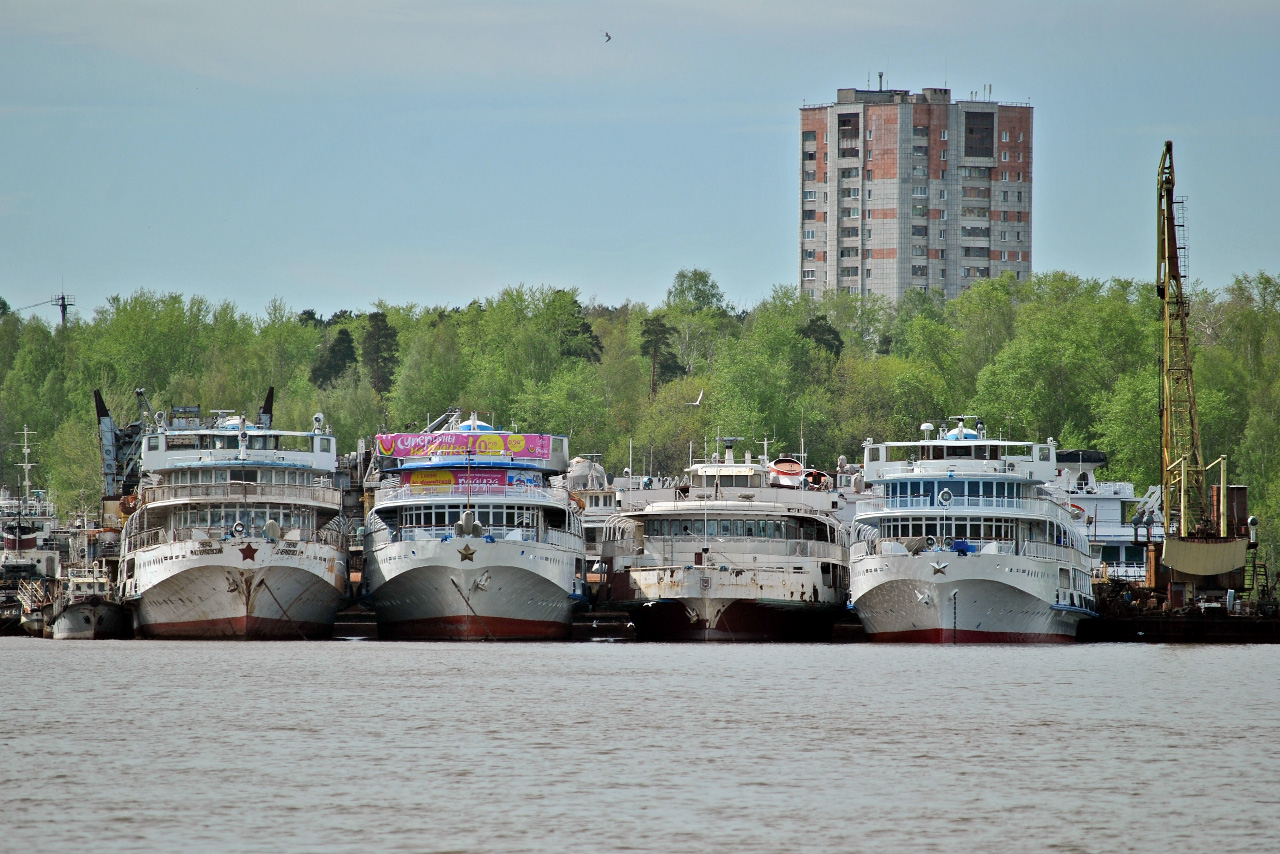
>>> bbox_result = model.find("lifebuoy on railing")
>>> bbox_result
[232,521,246,537]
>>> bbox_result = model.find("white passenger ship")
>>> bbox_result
[363,414,586,640]
[848,418,1097,643]
[600,444,862,641]
[118,394,349,639]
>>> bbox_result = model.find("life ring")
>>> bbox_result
[232,521,246,537]
[1068,503,1086,520]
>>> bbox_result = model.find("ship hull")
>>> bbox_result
[47,600,133,640]
[365,539,576,640]
[125,540,347,640]
[850,552,1089,643]
[622,597,842,642]
[20,609,44,637]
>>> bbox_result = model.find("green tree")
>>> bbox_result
[639,312,678,400]
[361,311,400,396]
[311,328,357,388]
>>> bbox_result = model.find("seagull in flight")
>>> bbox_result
[686,389,703,406]
[602,31,611,42]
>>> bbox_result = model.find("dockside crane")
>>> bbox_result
[1155,141,1251,586]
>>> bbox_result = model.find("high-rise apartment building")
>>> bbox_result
[799,87,1032,301]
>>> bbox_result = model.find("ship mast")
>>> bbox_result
[17,425,36,510]
[1157,141,1207,540]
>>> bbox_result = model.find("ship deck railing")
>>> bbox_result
[635,535,844,561]
[393,524,582,550]
[142,482,342,508]
[126,524,345,552]
[374,483,571,506]
[863,495,1070,515]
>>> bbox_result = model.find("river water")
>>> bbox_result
[4,638,1278,853]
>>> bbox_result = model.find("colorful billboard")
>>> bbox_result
[376,432,553,460]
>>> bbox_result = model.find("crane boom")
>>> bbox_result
[1157,140,1207,539]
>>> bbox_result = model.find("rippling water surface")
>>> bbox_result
[4,638,1278,853]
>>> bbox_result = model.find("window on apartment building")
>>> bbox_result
[803,131,817,142]
[865,189,872,200]
[939,189,947,200]
[1001,211,1008,222]
[803,170,816,180]
[804,190,817,201]
[940,129,948,140]
[911,225,928,237]
[1015,231,1022,241]
[913,126,929,137]
[1001,170,1008,181]
[865,170,873,180]
[939,229,946,240]
[803,210,816,220]
[864,268,872,278]
[912,265,928,277]
[999,230,1007,241]
[1017,191,1023,202]
[912,166,928,177]
[1001,190,1009,202]
[961,226,991,237]
[840,248,858,258]
[802,269,816,280]
[865,229,872,240]
[963,247,989,258]
[940,149,948,161]
[866,148,873,160]
[1015,211,1023,222]
[839,147,860,159]
[960,167,991,179]
[838,113,860,138]
[864,209,871,219]
[1001,130,1009,142]
[976,267,991,277]
[938,249,946,259]
[839,267,857,278]
[912,186,927,198]
[804,249,816,260]
[824,152,829,162]
[963,267,971,278]
[805,151,816,161]
[1018,132,1024,142]
[840,227,859,237]
[841,208,855,219]
[913,145,928,157]
[1016,172,1022,181]
[940,268,947,278]
[912,205,928,217]
[842,188,860,198]
[839,168,859,178]
[1001,151,1009,162]
[964,111,995,157]
[912,245,927,257]
[963,186,991,199]
[804,229,816,240]
[1018,152,1023,162]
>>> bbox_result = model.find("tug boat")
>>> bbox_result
[117,392,349,639]
[362,413,586,640]
[600,442,865,641]
[847,417,1097,643]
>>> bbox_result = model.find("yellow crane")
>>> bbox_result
[1156,141,1247,577]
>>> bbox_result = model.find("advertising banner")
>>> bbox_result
[377,432,552,460]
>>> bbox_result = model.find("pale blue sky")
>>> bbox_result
[2,0,1278,321]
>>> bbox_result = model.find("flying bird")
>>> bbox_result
[602,31,611,42]
[686,389,703,406]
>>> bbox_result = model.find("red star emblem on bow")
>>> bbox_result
[239,543,258,561]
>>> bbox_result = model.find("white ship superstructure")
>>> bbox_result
[363,414,586,640]
[600,444,868,641]
[118,393,349,639]
[849,418,1097,643]
[1050,450,1162,583]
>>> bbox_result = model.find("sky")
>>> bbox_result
[2,0,1278,322]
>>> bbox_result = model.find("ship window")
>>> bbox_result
[923,481,934,503]
[733,520,744,537]
[719,520,731,536]
[447,507,461,525]
[982,481,994,498]
[214,470,229,483]
[744,521,755,537]
[693,520,704,536]
[995,482,1005,499]
[147,436,160,451]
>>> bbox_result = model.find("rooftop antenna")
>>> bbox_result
[878,71,883,91]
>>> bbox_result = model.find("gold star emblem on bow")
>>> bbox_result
[458,544,476,562]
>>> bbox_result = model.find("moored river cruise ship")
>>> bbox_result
[362,414,586,640]
[118,394,349,639]
[848,418,1097,643]
[600,444,866,641]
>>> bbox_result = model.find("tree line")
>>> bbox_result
[2,270,1279,553]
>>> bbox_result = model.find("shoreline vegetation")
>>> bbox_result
[2,268,1278,553]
